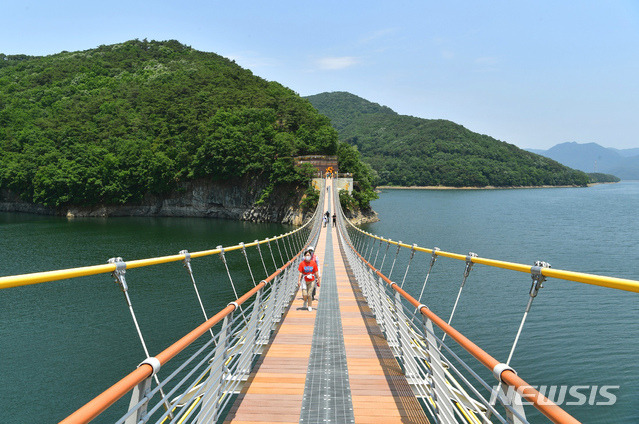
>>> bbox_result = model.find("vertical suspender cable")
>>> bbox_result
[285,233,295,259]
[506,261,550,365]
[416,247,440,298]
[388,242,402,280]
[372,238,383,268]
[441,252,476,344]
[108,257,174,419]
[366,235,376,263]
[400,244,417,288]
[281,234,290,260]
[255,240,270,278]
[240,242,256,287]
[379,240,391,274]
[267,238,278,270]
[274,237,285,266]
[180,250,215,339]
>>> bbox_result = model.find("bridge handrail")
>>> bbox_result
[59,261,287,424]
[59,209,323,423]
[0,214,315,291]
[344,218,639,293]
[339,219,580,424]
[57,183,325,424]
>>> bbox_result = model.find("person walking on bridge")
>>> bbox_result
[307,246,320,301]
[298,250,320,311]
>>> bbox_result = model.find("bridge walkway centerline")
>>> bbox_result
[224,179,429,424]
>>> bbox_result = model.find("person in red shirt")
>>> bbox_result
[298,249,320,311]
[307,246,320,301]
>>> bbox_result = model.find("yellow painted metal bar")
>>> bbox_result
[346,217,639,293]
[0,217,313,291]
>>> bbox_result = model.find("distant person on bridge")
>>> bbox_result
[323,215,327,227]
[332,213,336,226]
[298,249,320,311]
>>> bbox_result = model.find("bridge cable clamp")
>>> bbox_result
[180,250,191,267]
[217,245,227,265]
[428,247,440,268]
[529,261,551,298]
[139,356,161,377]
[240,242,246,254]
[415,304,428,314]
[464,252,478,277]
[227,301,239,311]
[108,257,128,292]
[409,244,417,259]
[493,362,517,383]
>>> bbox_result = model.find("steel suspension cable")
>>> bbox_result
[216,246,251,329]
[416,247,440,299]
[266,238,279,270]
[506,261,550,366]
[378,240,391,273]
[180,250,215,339]
[364,236,375,263]
[400,244,417,288]
[388,241,402,280]
[284,233,293,259]
[274,237,286,266]
[240,242,257,287]
[441,252,477,344]
[108,257,174,419]
[254,240,270,278]
[285,233,295,259]
[371,238,383,268]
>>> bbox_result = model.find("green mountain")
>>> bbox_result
[0,39,340,210]
[306,92,590,187]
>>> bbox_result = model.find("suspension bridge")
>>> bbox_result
[1,178,637,424]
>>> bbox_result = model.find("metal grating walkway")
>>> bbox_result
[299,220,355,424]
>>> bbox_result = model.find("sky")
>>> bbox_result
[2,0,639,150]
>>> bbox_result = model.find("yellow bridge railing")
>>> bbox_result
[0,219,315,291]
[345,223,639,293]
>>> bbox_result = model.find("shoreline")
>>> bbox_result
[376,182,618,190]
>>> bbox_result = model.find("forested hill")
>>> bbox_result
[306,92,589,187]
[0,39,340,209]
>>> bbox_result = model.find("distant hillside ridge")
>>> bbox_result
[0,40,379,220]
[306,92,589,188]
[527,142,639,180]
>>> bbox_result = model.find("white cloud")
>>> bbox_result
[316,56,359,70]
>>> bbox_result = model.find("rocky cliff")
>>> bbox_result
[0,178,314,225]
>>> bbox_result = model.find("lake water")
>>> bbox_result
[362,182,639,423]
[0,215,292,423]
[1,182,638,423]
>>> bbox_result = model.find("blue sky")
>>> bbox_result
[2,0,638,149]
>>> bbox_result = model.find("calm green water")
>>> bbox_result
[0,215,292,423]
[1,183,638,423]
[362,182,639,423]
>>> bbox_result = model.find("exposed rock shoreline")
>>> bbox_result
[0,178,314,225]
[343,208,379,225]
